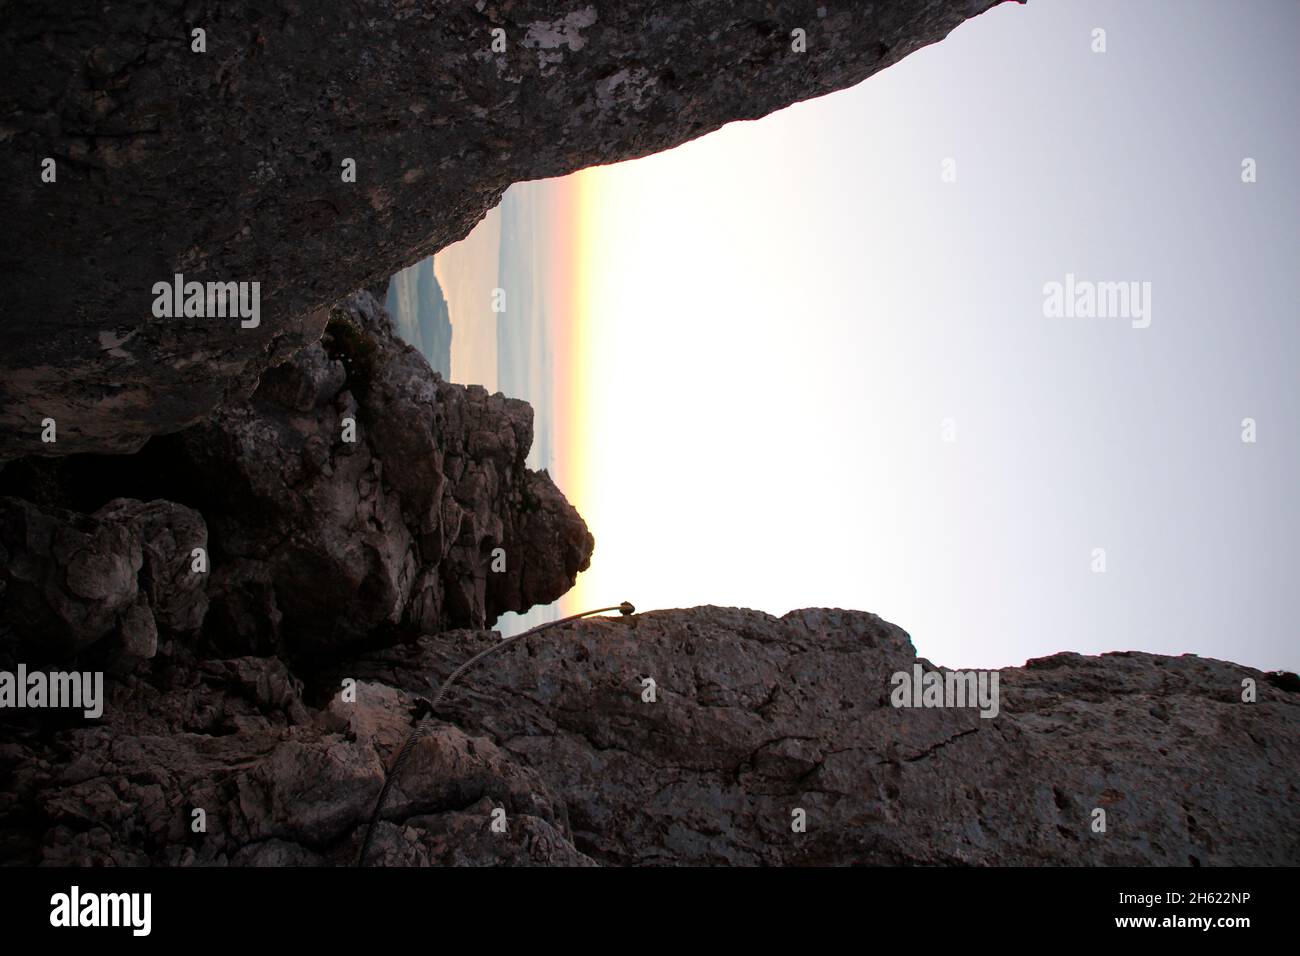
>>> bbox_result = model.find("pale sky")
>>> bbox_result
[422,0,1298,673]
[435,204,500,391]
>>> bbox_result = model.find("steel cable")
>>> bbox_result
[356,601,635,866]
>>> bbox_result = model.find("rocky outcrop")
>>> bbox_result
[162,291,592,655]
[354,609,1300,866]
[0,0,1009,457]
[4,0,1290,871]
[0,285,596,863]
[0,496,207,662]
[2,606,1295,865]
[0,292,593,661]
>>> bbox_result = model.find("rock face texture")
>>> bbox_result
[0,496,208,661]
[0,292,593,664]
[0,0,1008,457]
[2,606,1296,866]
[3,0,1293,870]
[1,290,600,864]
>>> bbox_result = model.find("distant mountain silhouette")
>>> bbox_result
[385,258,452,378]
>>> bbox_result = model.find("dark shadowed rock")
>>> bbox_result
[3,607,1295,865]
[0,496,207,661]
[0,0,1008,457]
[0,292,593,660]
[349,608,1300,866]
[3,0,1287,872]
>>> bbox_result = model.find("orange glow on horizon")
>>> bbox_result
[547,168,600,612]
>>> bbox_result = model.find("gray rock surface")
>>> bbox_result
[0,0,1008,457]
[2,282,589,867]
[2,606,1295,865]
[349,608,1300,866]
[168,291,592,654]
[0,292,593,660]
[0,496,207,661]
[2,0,1292,870]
